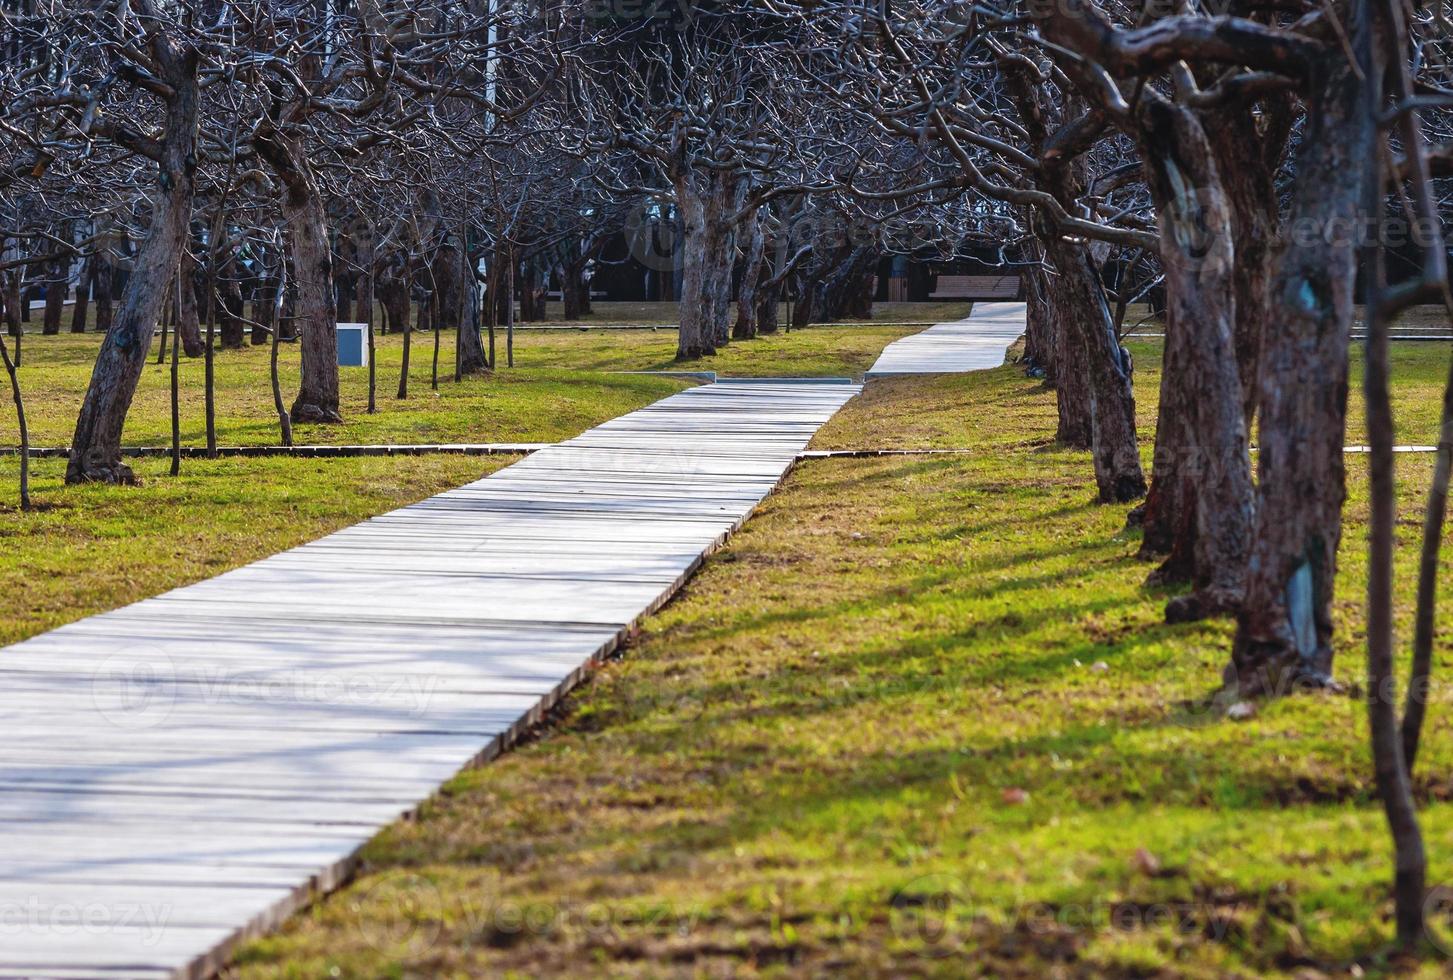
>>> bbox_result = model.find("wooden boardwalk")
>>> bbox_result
[865,301,1026,377]
[0,379,858,980]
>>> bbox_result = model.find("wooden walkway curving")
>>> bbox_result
[865,301,1026,377]
[0,379,859,980]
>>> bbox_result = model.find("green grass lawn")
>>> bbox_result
[0,454,509,646]
[1132,340,1446,448]
[518,323,916,377]
[0,322,918,448]
[1119,305,1451,446]
[819,340,1451,450]
[231,361,1453,978]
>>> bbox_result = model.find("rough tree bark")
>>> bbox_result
[438,236,487,376]
[517,260,547,322]
[253,122,342,422]
[755,217,792,335]
[1211,97,1291,429]
[1043,252,1097,451]
[999,59,1141,497]
[379,266,410,342]
[94,258,115,335]
[560,257,588,321]
[3,270,20,338]
[1043,231,1145,502]
[41,253,67,335]
[66,40,199,484]
[489,243,512,329]
[216,249,246,349]
[793,241,878,327]
[70,254,93,333]
[252,245,278,345]
[175,248,204,357]
[675,169,740,358]
[1131,96,1253,620]
[1230,16,1379,694]
[732,207,765,340]
[1022,260,1056,377]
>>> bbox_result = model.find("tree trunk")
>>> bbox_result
[439,238,488,376]
[998,63,1138,495]
[42,255,67,335]
[3,271,20,338]
[560,249,589,321]
[757,280,782,335]
[1230,10,1379,693]
[254,124,342,423]
[794,239,878,328]
[1044,232,1144,502]
[517,261,547,322]
[1132,97,1253,621]
[756,224,789,336]
[217,259,246,349]
[380,271,410,342]
[675,177,717,359]
[1211,97,1291,430]
[175,249,204,357]
[252,253,278,346]
[733,208,765,341]
[675,170,739,358]
[94,259,115,335]
[0,329,29,510]
[1023,263,1055,376]
[278,269,298,341]
[1041,260,1093,449]
[396,297,413,400]
[489,244,513,328]
[840,252,876,320]
[70,254,94,333]
[66,47,198,484]
[1364,206,1429,952]
[335,275,354,324]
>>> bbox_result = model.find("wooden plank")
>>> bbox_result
[865,302,1027,378]
[0,379,860,980]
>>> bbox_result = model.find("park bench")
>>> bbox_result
[928,274,1021,300]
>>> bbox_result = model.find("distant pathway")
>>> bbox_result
[0,380,858,980]
[865,301,1026,377]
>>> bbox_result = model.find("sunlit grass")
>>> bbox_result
[0,320,925,448]
[234,363,1453,977]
